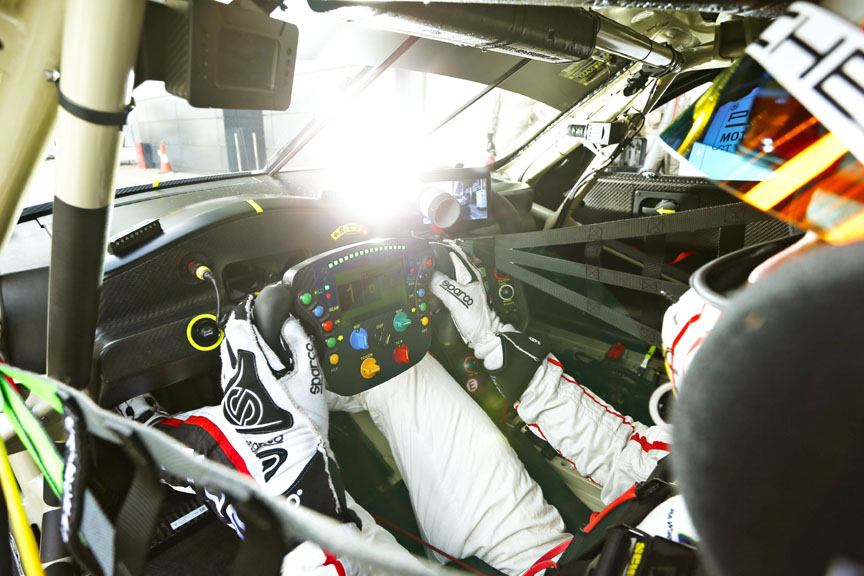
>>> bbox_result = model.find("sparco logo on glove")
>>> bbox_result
[223,350,295,434]
[440,279,474,308]
[306,342,323,394]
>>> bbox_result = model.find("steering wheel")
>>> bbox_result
[250,238,435,396]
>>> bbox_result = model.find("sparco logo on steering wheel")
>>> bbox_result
[441,279,473,308]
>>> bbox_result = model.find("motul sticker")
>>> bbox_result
[747,2,864,161]
[559,53,612,85]
[330,223,368,241]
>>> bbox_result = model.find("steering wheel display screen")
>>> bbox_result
[334,258,407,325]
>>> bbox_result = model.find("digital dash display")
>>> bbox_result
[334,258,407,325]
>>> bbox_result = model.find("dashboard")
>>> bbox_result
[0,170,533,407]
[95,196,427,406]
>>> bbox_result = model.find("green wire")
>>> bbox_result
[0,364,65,498]
[0,364,63,413]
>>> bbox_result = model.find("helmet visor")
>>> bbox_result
[660,3,864,245]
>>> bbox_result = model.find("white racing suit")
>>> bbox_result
[122,286,714,576]
[515,354,672,506]
[327,354,571,575]
[326,345,688,575]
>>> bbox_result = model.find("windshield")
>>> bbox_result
[23,55,557,211]
[274,64,558,173]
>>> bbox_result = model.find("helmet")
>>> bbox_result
[674,231,864,576]
[661,1,864,245]
[660,288,720,395]
[665,6,864,575]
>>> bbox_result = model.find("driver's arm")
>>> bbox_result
[430,241,672,505]
[120,295,416,576]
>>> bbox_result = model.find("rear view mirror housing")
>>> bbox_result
[137,0,297,111]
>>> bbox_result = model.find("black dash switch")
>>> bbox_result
[107,219,163,255]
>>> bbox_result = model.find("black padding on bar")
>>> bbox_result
[47,198,110,390]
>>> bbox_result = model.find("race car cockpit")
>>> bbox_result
[3,0,852,575]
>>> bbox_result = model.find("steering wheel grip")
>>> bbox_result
[252,283,295,367]
[430,242,457,278]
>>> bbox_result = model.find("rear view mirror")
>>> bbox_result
[138,0,298,111]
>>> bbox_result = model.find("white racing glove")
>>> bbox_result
[220,296,346,520]
[430,240,510,367]
[430,240,549,401]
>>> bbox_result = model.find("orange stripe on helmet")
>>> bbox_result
[824,209,864,244]
[742,132,848,211]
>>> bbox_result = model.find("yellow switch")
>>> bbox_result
[329,354,340,365]
[360,357,381,379]
[421,316,430,326]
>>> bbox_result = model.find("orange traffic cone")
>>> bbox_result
[159,141,174,173]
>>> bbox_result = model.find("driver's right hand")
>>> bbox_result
[429,240,511,369]
[429,240,551,402]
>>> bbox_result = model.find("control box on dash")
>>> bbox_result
[283,239,435,396]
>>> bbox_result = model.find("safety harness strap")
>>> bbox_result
[554,526,702,576]
[232,500,287,576]
[0,364,462,576]
[552,456,676,572]
[60,389,288,576]
[113,434,164,576]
